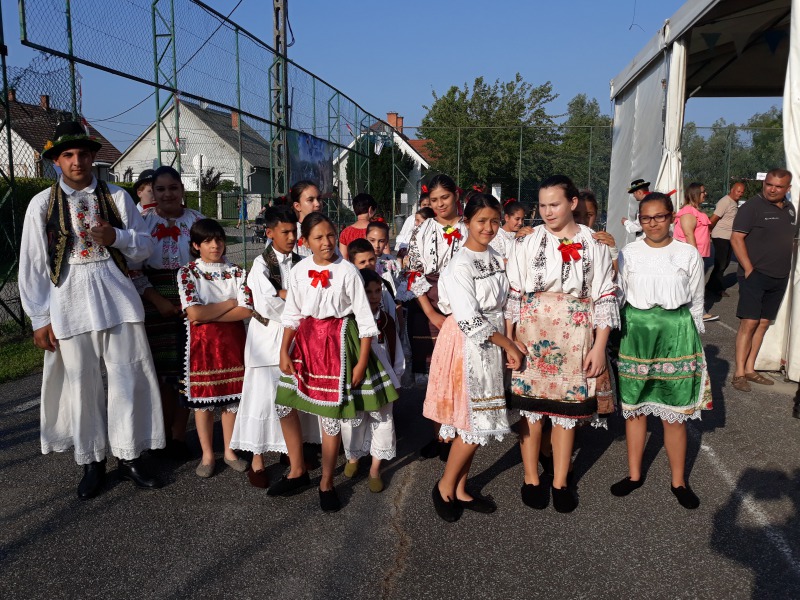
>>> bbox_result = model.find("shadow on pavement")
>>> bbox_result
[710,467,800,599]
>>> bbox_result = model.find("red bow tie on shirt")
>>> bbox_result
[309,269,331,288]
[153,223,181,241]
[442,228,462,246]
[406,270,421,291]
[558,241,583,262]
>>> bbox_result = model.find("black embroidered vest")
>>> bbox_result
[45,180,128,286]
[261,244,302,291]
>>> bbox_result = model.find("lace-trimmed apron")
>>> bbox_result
[182,321,246,408]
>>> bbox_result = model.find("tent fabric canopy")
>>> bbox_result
[607,0,797,378]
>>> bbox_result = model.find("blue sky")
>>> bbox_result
[3,0,780,152]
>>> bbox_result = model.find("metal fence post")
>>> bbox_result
[235,27,246,265]
[64,0,78,118]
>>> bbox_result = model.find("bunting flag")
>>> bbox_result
[701,32,721,51]
[764,29,787,55]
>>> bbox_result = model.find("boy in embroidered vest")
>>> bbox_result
[19,121,165,500]
[230,205,321,487]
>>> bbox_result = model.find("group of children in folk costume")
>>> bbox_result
[19,122,710,516]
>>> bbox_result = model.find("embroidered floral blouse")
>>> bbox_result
[505,224,619,329]
[488,227,516,260]
[177,258,253,311]
[281,256,379,338]
[406,217,469,297]
[617,239,705,333]
[439,246,509,344]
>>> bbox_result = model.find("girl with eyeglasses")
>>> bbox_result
[674,183,717,322]
[612,193,712,509]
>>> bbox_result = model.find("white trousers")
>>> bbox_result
[340,404,396,461]
[40,322,166,465]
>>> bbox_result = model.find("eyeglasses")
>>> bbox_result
[639,213,671,224]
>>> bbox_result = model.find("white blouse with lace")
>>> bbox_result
[505,224,619,329]
[281,256,378,338]
[488,227,516,260]
[406,217,469,297]
[177,258,253,310]
[617,238,705,333]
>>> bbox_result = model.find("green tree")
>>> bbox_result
[418,74,559,202]
[552,94,613,211]
[201,167,223,191]
[345,136,416,218]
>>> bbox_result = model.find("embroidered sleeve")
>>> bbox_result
[129,269,153,295]
[110,188,156,263]
[504,236,527,323]
[590,242,620,330]
[407,221,432,297]
[233,265,254,310]
[448,262,495,344]
[687,249,706,334]
[177,264,201,310]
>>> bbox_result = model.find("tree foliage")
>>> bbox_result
[418,74,559,201]
[200,167,223,191]
[345,136,416,218]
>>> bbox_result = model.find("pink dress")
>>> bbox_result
[674,205,711,257]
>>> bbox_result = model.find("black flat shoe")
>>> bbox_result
[671,485,700,509]
[118,458,161,489]
[538,452,554,477]
[77,460,106,500]
[267,472,311,496]
[432,482,461,522]
[552,485,578,513]
[319,487,341,513]
[521,482,549,510]
[439,441,452,462]
[419,438,440,460]
[460,494,497,514]
[610,476,644,497]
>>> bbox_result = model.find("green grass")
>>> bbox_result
[0,321,44,383]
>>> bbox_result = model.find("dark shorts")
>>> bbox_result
[737,271,789,321]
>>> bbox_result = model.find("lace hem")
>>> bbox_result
[321,417,341,436]
[439,424,506,446]
[195,403,239,413]
[229,441,288,454]
[593,295,621,330]
[275,405,293,419]
[519,410,593,430]
[130,271,153,295]
[504,291,522,324]
[691,310,706,334]
[43,438,167,465]
[371,448,396,460]
[408,276,432,297]
[457,317,494,344]
[622,405,703,424]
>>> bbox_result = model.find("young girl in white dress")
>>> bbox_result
[406,174,468,459]
[612,193,712,509]
[506,175,619,513]
[489,200,531,260]
[271,213,399,512]
[425,194,525,522]
[178,219,253,478]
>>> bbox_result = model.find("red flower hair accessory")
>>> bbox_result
[421,184,429,194]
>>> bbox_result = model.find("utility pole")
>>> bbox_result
[271,0,289,197]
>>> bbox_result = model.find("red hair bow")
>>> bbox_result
[557,241,583,263]
[373,216,386,223]
[309,269,331,288]
[504,198,516,206]
[153,223,181,241]
[472,184,482,192]
[421,184,429,194]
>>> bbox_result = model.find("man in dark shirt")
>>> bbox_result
[730,168,795,392]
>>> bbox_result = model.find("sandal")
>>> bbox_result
[745,372,774,386]
[731,376,751,392]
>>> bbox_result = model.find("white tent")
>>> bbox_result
[607,0,799,377]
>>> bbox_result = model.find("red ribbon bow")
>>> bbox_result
[504,198,517,206]
[297,238,304,247]
[309,269,331,288]
[406,270,421,291]
[557,241,583,263]
[443,228,463,246]
[153,223,181,241]
[421,184,429,194]
[472,184,483,192]
[373,216,385,223]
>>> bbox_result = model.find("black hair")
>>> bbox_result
[359,268,384,288]
[290,180,319,205]
[640,192,674,214]
[352,193,378,216]
[540,175,580,203]
[416,207,435,220]
[152,165,182,185]
[263,204,297,229]
[347,238,375,262]
[420,189,430,202]
[463,193,502,221]
[578,189,599,212]
[426,173,458,197]
[189,218,226,258]
[366,220,389,237]
[503,200,525,217]
[300,211,335,240]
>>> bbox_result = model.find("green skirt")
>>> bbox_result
[276,317,398,419]
[617,304,712,422]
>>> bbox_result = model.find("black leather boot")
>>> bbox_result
[118,458,161,489]
[77,460,106,500]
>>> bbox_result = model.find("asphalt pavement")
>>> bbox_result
[2,278,800,600]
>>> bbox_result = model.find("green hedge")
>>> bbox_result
[184,191,219,218]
